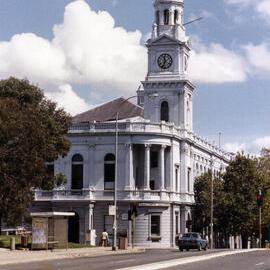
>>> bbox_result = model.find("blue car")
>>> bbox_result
[178,232,208,251]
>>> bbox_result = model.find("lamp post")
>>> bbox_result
[112,95,140,251]
[112,93,158,251]
[210,159,214,250]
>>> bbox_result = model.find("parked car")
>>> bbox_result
[178,232,208,251]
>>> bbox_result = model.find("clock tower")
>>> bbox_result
[142,0,195,131]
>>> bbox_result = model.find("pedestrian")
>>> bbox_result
[101,230,109,247]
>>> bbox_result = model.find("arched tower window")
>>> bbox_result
[104,153,115,190]
[164,9,169,25]
[71,154,83,190]
[174,10,179,24]
[156,10,160,25]
[160,101,169,122]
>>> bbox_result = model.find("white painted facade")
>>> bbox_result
[33,0,231,247]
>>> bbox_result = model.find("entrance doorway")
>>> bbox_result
[68,212,80,243]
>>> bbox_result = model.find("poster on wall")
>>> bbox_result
[32,218,48,249]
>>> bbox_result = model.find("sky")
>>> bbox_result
[0,0,270,155]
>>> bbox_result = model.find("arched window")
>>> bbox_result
[156,10,160,25]
[164,9,169,25]
[71,154,84,190]
[160,101,169,122]
[174,10,179,24]
[104,153,115,190]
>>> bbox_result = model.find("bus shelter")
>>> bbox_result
[31,212,75,250]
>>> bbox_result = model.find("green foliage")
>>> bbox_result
[193,171,223,233]
[257,149,270,226]
[0,77,71,225]
[194,152,270,243]
[222,154,262,237]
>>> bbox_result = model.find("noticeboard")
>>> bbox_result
[32,218,48,249]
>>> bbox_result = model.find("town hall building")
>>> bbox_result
[33,0,231,248]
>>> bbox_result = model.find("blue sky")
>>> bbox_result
[0,0,270,154]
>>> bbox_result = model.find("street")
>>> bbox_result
[1,249,268,270]
[166,250,270,270]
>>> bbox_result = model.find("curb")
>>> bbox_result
[0,248,146,266]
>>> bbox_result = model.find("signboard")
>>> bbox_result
[32,218,48,249]
[109,205,116,216]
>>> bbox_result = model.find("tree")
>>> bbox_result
[257,149,270,242]
[0,77,71,228]
[222,153,263,247]
[193,171,224,236]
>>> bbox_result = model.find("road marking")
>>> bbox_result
[256,262,265,266]
[116,259,136,264]
[115,249,263,270]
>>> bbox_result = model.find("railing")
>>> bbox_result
[69,121,231,160]
[34,189,195,204]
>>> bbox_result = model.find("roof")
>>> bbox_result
[72,97,144,123]
[31,212,75,217]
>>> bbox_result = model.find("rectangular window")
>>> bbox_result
[151,215,161,236]
[175,212,179,235]
[150,180,155,190]
[104,163,115,190]
[187,167,191,193]
[135,167,139,188]
[175,167,179,192]
[150,151,158,168]
[72,164,83,189]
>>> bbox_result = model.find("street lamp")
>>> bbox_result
[112,93,158,251]
[210,160,214,250]
[112,95,141,251]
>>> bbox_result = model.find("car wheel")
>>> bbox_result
[179,248,183,252]
[198,244,202,251]
[186,248,189,251]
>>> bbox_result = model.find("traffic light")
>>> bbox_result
[257,193,263,207]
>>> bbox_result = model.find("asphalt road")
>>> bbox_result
[1,249,269,270]
[166,250,270,270]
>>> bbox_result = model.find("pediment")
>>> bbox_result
[148,34,179,46]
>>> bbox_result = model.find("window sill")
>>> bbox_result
[149,236,162,242]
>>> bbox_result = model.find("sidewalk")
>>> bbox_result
[0,247,145,265]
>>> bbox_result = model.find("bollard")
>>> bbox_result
[10,237,15,251]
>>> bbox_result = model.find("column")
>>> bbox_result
[159,145,166,191]
[125,144,133,190]
[144,144,151,190]
[85,204,95,245]
[180,206,187,234]
[169,9,174,25]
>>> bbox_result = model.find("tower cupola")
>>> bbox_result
[152,0,186,41]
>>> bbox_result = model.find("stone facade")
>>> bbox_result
[33,0,231,247]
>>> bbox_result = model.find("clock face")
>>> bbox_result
[157,53,173,70]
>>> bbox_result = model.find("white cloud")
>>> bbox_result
[0,0,266,115]
[0,0,147,114]
[243,43,270,73]
[256,0,270,21]
[225,0,270,21]
[224,136,270,155]
[189,43,248,83]
[45,84,91,116]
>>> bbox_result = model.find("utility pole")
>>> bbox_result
[112,112,119,251]
[257,189,263,248]
[210,159,214,249]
